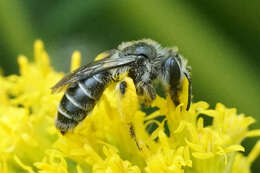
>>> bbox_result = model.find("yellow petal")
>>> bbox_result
[225,145,245,153]
[174,121,186,134]
[77,165,83,173]
[248,140,260,164]
[14,155,35,173]
[185,139,203,152]
[34,40,44,62]
[18,56,29,75]
[246,129,260,137]
[70,51,81,71]
[192,152,214,159]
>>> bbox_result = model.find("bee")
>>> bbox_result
[52,39,192,134]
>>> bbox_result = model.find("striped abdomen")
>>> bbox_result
[56,72,111,134]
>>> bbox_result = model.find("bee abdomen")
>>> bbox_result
[56,73,111,134]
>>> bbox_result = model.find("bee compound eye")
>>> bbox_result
[164,57,181,84]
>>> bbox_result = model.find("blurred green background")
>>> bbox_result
[0,0,259,171]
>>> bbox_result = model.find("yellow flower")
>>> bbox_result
[0,40,259,173]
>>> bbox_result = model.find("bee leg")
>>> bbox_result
[129,122,142,150]
[119,81,127,95]
[184,72,192,110]
[136,82,156,104]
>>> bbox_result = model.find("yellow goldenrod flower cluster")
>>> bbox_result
[0,40,259,173]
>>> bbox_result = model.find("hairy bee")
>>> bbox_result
[52,39,192,134]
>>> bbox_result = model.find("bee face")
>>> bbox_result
[52,39,191,134]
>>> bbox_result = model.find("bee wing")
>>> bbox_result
[51,55,136,93]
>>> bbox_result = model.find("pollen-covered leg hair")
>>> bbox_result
[136,82,156,104]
